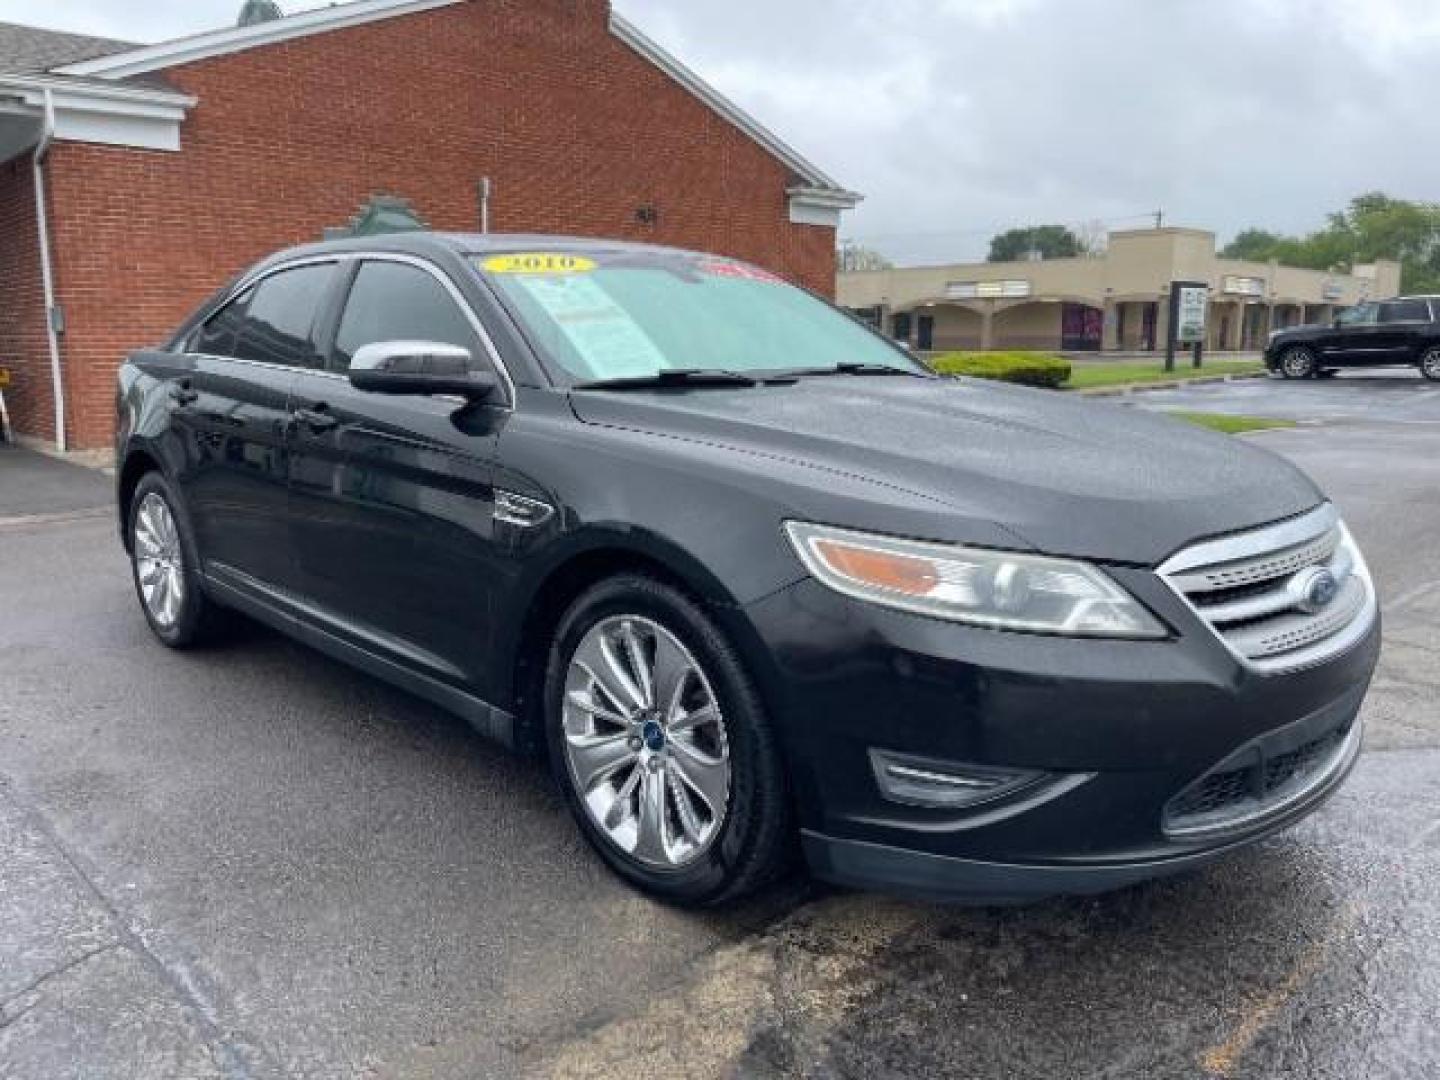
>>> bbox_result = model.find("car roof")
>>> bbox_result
[256,232,719,268]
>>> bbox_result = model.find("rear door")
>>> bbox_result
[175,261,339,593]
[287,256,509,694]
[1373,298,1432,365]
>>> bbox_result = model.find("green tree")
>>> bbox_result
[1225,193,1440,293]
[988,225,1085,263]
[1220,228,1286,261]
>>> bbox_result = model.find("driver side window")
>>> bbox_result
[331,261,485,373]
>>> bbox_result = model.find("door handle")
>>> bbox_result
[169,380,199,406]
[293,405,339,433]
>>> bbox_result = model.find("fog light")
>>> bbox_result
[869,749,1045,810]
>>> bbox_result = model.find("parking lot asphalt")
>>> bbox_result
[2,374,1438,1079]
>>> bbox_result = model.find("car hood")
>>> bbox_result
[569,377,1323,565]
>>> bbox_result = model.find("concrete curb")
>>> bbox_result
[1076,370,1272,398]
[6,434,115,474]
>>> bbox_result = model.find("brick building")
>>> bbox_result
[0,0,859,452]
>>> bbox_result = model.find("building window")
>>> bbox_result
[1061,303,1102,351]
[892,312,913,343]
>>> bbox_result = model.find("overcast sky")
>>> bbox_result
[8,0,1440,264]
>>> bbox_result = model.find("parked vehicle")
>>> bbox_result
[116,234,1380,906]
[1266,295,1440,380]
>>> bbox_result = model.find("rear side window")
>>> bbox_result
[1378,299,1431,323]
[190,263,335,369]
[332,261,481,372]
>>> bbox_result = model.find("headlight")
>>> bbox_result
[785,521,1167,639]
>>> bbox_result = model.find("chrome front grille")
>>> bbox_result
[1158,504,1376,673]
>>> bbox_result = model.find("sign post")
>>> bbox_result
[1166,280,1209,372]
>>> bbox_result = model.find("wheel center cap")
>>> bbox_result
[641,718,667,753]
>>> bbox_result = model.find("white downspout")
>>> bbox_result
[33,88,65,453]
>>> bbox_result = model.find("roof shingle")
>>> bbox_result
[0,20,135,75]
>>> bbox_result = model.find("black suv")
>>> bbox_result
[1266,295,1440,380]
[116,234,1380,906]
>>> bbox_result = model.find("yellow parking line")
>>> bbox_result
[1199,904,1358,1077]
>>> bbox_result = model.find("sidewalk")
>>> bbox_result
[0,444,112,520]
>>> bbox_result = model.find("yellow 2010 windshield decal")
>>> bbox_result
[483,253,597,275]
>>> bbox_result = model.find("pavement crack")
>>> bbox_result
[0,1001,37,1033]
[0,775,281,1080]
[0,507,111,531]
[0,942,121,1017]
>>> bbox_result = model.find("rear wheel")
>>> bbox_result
[128,473,223,648]
[1421,347,1440,382]
[1279,346,1318,379]
[545,574,790,906]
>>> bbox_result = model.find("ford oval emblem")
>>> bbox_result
[1298,567,1340,613]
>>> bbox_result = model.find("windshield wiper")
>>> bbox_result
[784,362,931,378]
[572,368,761,390]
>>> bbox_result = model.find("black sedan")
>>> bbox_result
[115,234,1380,906]
[1266,295,1440,380]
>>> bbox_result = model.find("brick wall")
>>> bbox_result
[30,0,838,449]
[0,154,55,445]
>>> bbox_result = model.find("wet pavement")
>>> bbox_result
[1,376,1438,1079]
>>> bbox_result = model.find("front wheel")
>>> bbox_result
[545,574,791,906]
[1279,346,1318,379]
[1421,347,1440,382]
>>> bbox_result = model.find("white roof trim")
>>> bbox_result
[54,0,464,79]
[0,75,191,153]
[609,11,859,202]
[0,73,195,110]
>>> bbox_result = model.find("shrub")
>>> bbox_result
[927,351,1072,389]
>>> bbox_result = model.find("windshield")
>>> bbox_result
[475,250,923,383]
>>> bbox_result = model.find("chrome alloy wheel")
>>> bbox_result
[1281,347,1316,378]
[133,492,186,629]
[1422,347,1440,381]
[562,615,731,869]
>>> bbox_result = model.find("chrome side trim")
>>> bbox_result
[494,491,555,529]
[184,250,519,409]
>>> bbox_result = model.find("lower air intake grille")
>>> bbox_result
[1163,719,1358,839]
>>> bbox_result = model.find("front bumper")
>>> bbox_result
[741,571,1380,902]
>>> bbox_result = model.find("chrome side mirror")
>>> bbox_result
[348,341,496,401]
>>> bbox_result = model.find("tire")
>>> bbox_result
[127,472,224,648]
[1421,347,1440,382]
[544,573,791,906]
[1279,346,1318,379]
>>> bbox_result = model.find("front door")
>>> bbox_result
[175,261,338,594]
[1323,302,1383,364]
[287,257,508,693]
[916,315,934,351]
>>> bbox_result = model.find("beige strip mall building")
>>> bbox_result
[838,227,1401,354]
